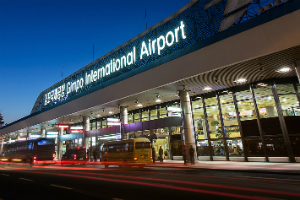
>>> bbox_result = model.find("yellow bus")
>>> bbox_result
[101,138,152,168]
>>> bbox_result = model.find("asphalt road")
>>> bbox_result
[1,163,300,200]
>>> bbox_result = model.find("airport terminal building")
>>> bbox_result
[1,0,300,162]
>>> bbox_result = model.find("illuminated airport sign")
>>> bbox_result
[34,0,227,113]
[43,21,187,107]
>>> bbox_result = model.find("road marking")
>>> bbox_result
[50,184,73,190]
[241,176,300,182]
[19,178,33,182]
[1,174,9,176]
[254,196,285,200]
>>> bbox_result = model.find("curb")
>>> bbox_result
[145,164,300,175]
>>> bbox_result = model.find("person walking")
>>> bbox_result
[189,145,195,164]
[152,147,156,163]
[159,146,163,162]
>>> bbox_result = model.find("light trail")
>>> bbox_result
[23,170,277,200]
[71,171,300,197]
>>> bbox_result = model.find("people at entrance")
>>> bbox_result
[152,148,156,163]
[159,146,163,162]
[189,145,195,164]
[93,149,97,162]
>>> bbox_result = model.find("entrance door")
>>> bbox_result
[153,137,170,160]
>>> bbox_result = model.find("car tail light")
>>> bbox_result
[74,154,77,160]
[134,157,138,161]
[52,153,55,158]
[33,156,36,160]
[150,156,153,159]
[86,154,88,159]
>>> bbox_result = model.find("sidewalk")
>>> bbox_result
[146,160,300,174]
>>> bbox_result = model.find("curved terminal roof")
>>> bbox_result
[1,0,300,136]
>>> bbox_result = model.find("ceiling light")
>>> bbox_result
[276,67,291,73]
[137,103,142,107]
[234,78,247,83]
[109,111,113,114]
[155,99,162,103]
[203,86,212,91]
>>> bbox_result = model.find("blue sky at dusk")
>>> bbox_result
[0,0,191,124]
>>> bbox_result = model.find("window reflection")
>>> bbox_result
[92,121,96,130]
[236,89,260,137]
[245,138,264,156]
[170,126,181,135]
[219,92,241,138]
[159,106,167,118]
[142,110,149,122]
[102,119,107,128]
[192,98,207,141]
[211,139,225,156]
[150,108,158,120]
[227,139,243,156]
[128,113,133,124]
[197,140,210,156]
[277,84,300,116]
[205,96,222,139]
[253,84,283,136]
[97,121,101,129]
[134,112,141,123]
[253,84,278,118]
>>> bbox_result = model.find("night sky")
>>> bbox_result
[0,0,190,124]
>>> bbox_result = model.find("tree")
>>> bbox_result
[0,113,4,127]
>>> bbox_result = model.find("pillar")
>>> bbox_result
[179,89,197,163]
[0,139,4,155]
[83,116,90,148]
[41,128,46,138]
[295,60,300,83]
[27,131,31,140]
[57,127,63,160]
[16,132,20,141]
[272,82,295,162]
[120,106,128,140]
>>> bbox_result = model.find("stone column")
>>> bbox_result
[27,131,31,140]
[83,116,90,148]
[0,139,4,155]
[295,60,300,83]
[57,127,63,160]
[120,106,128,140]
[41,128,46,138]
[179,89,197,163]
[16,132,20,141]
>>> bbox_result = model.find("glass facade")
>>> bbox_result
[85,78,300,162]
[191,78,300,161]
